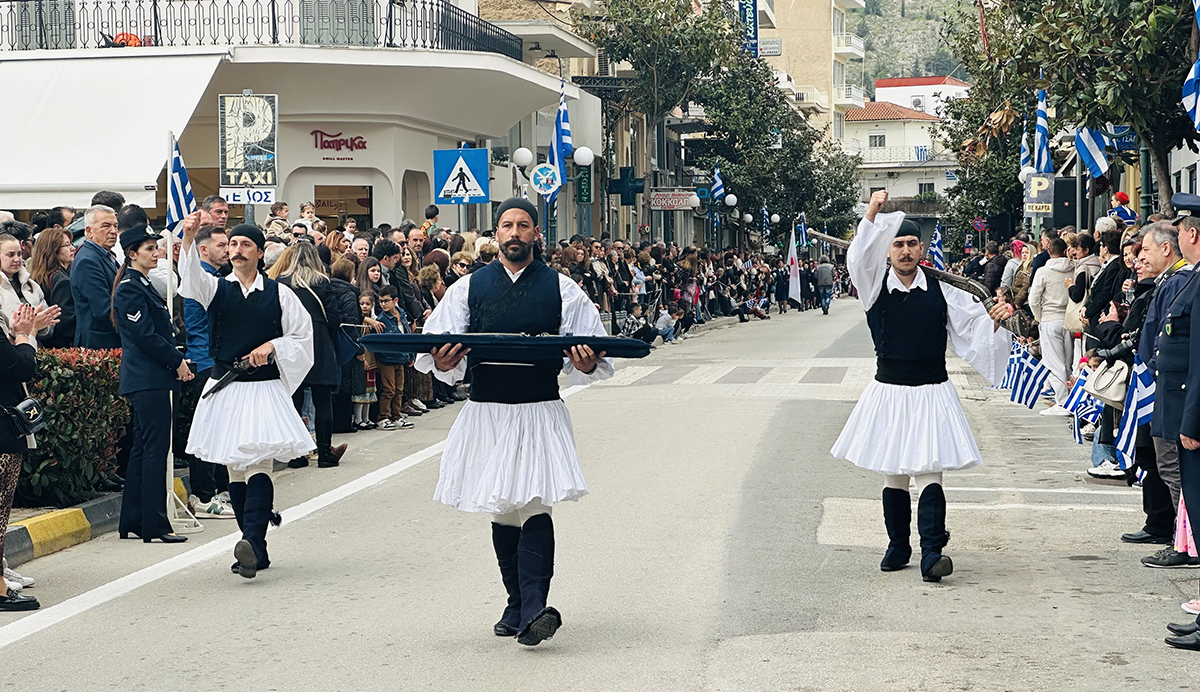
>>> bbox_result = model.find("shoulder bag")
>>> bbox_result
[1084,359,1130,410]
[303,285,363,366]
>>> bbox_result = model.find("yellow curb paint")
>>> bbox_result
[14,509,90,558]
[173,478,187,506]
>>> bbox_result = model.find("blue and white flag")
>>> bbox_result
[1114,355,1156,469]
[1020,117,1032,170]
[1011,349,1051,409]
[1064,367,1103,423]
[822,241,831,257]
[1000,341,1023,390]
[762,204,770,236]
[1186,0,1200,133]
[929,222,946,271]
[797,213,809,246]
[1035,88,1053,174]
[547,77,572,208]
[167,138,197,236]
[711,165,725,201]
[1072,414,1085,445]
[1075,127,1111,179]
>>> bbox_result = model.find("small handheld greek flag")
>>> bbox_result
[929,222,946,271]
[167,138,197,236]
[1064,368,1103,423]
[1000,340,1023,390]
[1011,349,1051,409]
[1114,355,1156,469]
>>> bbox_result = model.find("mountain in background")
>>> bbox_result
[851,0,967,100]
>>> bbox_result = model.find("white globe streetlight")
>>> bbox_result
[1018,165,1036,184]
[512,147,534,167]
[687,193,701,209]
[743,213,753,223]
[770,213,780,224]
[572,146,595,167]
[725,194,738,207]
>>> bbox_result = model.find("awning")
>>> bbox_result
[0,49,226,210]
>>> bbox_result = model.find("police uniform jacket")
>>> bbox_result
[114,268,185,396]
[1153,271,1200,440]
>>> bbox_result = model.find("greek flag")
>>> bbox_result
[1072,415,1084,445]
[1186,0,1200,133]
[1075,127,1111,178]
[1011,349,1051,409]
[1064,368,1104,424]
[1020,118,1032,170]
[1000,341,1023,390]
[929,222,946,271]
[711,165,726,201]
[547,77,572,208]
[822,241,830,256]
[797,213,809,246]
[167,138,197,236]
[1035,88,1053,174]
[762,204,770,236]
[1114,355,1156,469]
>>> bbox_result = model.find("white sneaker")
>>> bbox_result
[3,566,33,589]
[411,400,429,412]
[380,419,397,430]
[188,495,237,520]
[1039,404,1072,417]
[4,577,22,592]
[1087,460,1126,479]
[215,491,231,504]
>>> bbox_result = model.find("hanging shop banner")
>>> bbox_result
[739,0,758,55]
[219,94,278,187]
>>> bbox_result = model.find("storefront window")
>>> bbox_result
[315,185,373,229]
[489,122,521,166]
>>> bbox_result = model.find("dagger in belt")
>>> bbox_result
[202,354,276,399]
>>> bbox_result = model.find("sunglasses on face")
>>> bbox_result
[455,262,469,268]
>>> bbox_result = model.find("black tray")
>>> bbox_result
[359,333,652,361]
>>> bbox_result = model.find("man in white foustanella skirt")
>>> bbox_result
[414,197,614,647]
[831,191,1014,582]
[179,214,315,580]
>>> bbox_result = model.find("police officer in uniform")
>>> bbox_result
[113,224,194,543]
[1155,193,1200,650]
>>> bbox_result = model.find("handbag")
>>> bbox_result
[302,285,362,366]
[1085,359,1130,410]
[1064,269,1090,333]
[4,396,45,438]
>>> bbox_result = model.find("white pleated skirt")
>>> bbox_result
[435,399,589,514]
[186,379,316,471]
[830,379,983,476]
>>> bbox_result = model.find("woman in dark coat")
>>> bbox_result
[269,243,345,468]
[27,228,76,349]
[328,258,362,434]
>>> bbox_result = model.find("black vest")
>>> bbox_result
[866,271,949,386]
[467,260,562,404]
[208,276,284,382]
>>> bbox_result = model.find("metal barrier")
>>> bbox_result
[0,0,522,59]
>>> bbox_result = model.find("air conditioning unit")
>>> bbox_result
[597,50,611,77]
[911,96,926,112]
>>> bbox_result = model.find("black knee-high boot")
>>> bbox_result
[235,474,277,579]
[880,488,912,572]
[227,482,246,533]
[917,484,953,582]
[515,514,560,646]
[491,523,523,637]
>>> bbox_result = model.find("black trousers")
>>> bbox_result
[1136,442,1174,538]
[119,389,175,538]
[293,385,332,456]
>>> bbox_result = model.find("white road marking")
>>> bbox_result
[0,384,593,650]
[946,503,1137,512]
[945,486,1139,498]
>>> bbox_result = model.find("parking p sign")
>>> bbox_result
[1024,174,1054,218]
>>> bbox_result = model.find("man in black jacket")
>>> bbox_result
[982,241,1005,294]
[372,240,424,323]
[1084,229,1128,332]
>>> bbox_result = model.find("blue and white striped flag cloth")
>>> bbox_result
[822,241,830,256]
[1011,349,1052,409]
[1075,127,1111,178]
[1000,340,1023,390]
[1072,414,1085,445]
[1064,367,1103,423]
[711,165,725,201]
[1114,355,1156,469]
[167,138,197,236]
[547,77,572,208]
[1186,0,1200,133]
[762,204,770,236]
[798,213,809,246]
[1020,118,1032,170]
[1035,87,1053,174]
[929,222,946,271]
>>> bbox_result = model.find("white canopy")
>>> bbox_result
[0,49,226,210]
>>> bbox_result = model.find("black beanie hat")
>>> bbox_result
[227,223,266,250]
[494,197,539,227]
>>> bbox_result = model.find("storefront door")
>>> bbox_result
[315,185,372,231]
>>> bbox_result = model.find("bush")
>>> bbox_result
[16,348,129,508]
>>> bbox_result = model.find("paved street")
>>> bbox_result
[0,297,1195,690]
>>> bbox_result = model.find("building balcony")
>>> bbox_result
[841,138,863,154]
[794,84,830,112]
[860,145,954,164]
[758,0,776,29]
[833,33,864,59]
[833,0,866,9]
[833,83,864,108]
[0,0,523,60]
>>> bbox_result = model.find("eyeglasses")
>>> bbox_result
[455,262,469,268]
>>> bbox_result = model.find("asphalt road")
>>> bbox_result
[1,296,1195,691]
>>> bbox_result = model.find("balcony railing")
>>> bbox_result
[794,84,829,110]
[833,83,864,104]
[833,32,863,54]
[0,0,523,60]
[860,145,953,164]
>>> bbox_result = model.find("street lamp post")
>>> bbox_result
[509,145,594,243]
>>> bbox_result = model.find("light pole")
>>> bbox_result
[509,145,594,243]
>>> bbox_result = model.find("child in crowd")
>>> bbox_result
[352,293,378,430]
[373,285,414,430]
[655,305,684,344]
[621,302,657,345]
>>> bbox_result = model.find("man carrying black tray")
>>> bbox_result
[414,197,614,647]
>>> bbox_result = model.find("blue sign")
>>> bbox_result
[434,148,489,204]
[529,163,562,196]
[1111,125,1138,152]
[739,0,758,55]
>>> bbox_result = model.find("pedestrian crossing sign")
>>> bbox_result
[434,148,490,204]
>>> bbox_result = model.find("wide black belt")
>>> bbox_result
[875,357,948,387]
